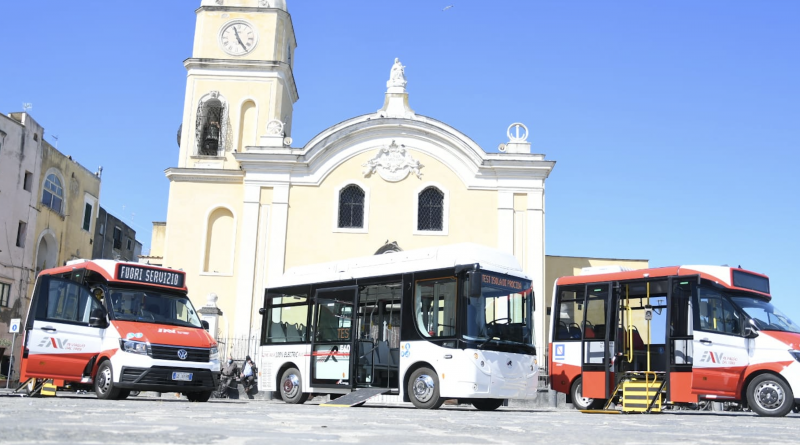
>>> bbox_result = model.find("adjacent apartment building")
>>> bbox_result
[0,110,102,379]
[92,206,142,262]
[0,112,43,377]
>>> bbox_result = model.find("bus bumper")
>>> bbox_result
[116,366,219,393]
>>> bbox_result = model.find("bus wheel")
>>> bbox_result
[280,367,309,404]
[94,361,121,400]
[747,374,794,417]
[570,377,598,410]
[187,391,213,402]
[472,399,504,411]
[408,367,444,409]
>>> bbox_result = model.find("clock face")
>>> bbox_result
[219,21,257,56]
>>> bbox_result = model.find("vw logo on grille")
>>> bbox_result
[507,360,513,369]
[177,349,188,360]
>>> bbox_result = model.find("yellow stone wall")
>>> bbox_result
[162,180,244,333]
[283,150,498,269]
[34,142,100,271]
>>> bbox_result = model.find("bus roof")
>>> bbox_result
[41,259,188,292]
[269,243,529,289]
[556,265,770,299]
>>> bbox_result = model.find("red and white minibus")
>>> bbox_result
[549,265,800,416]
[19,260,220,401]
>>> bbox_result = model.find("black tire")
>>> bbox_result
[129,391,140,397]
[472,398,504,411]
[94,361,121,400]
[187,391,213,402]
[280,367,308,404]
[747,374,794,417]
[570,377,599,410]
[407,367,444,409]
[117,389,131,400]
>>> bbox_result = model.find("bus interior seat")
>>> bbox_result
[568,324,582,339]
[285,322,303,342]
[584,325,595,339]
[269,322,287,342]
[593,324,606,339]
[557,323,570,339]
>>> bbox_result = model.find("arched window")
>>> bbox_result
[42,174,63,213]
[196,93,227,156]
[203,207,235,274]
[417,187,444,231]
[237,100,256,152]
[338,185,365,229]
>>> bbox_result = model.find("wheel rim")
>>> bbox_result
[412,374,435,403]
[97,366,112,395]
[282,373,300,399]
[575,382,593,409]
[754,380,785,412]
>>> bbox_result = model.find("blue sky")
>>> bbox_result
[1,1,798,316]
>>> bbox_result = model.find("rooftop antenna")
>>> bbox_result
[23,103,32,113]
[52,135,59,149]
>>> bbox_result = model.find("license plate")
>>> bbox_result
[172,372,193,381]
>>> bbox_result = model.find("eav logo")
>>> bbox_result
[38,337,69,349]
[700,351,724,363]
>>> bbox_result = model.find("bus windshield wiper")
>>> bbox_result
[478,337,498,349]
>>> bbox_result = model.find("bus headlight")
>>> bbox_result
[789,350,800,363]
[210,346,219,361]
[119,339,149,355]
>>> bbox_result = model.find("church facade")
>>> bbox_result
[150,0,556,362]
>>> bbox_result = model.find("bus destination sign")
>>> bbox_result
[116,264,185,289]
[481,272,530,293]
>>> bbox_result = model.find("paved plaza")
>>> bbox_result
[0,392,799,444]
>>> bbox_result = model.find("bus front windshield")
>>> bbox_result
[107,287,202,328]
[465,279,534,351]
[731,296,800,334]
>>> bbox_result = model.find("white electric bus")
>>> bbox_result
[257,243,539,410]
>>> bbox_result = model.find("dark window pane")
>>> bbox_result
[337,185,364,228]
[83,203,92,231]
[417,187,443,231]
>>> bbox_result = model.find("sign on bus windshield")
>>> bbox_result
[116,264,185,289]
[481,271,531,293]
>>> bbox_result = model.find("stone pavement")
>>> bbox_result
[1,389,799,444]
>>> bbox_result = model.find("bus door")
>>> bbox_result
[354,283,402,388]
[580,283,614,399]
[23,275,106,380]
[665,276,697,403]
[691,284,749,397]
[311,286,358,388]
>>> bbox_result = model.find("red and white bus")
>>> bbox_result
[19,260,220,401]
[549,265,800,416]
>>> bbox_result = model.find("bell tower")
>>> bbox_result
[177,0,297,169]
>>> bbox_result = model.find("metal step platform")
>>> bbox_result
[320,388,393,407]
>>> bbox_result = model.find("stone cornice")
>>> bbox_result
[165,168,244,184]
[184,58,298,102]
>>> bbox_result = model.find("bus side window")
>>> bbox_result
[555,286,585,340]
[698,288,741,335]
[42,278,97,325]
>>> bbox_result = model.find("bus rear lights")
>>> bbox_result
[119,339,150,355]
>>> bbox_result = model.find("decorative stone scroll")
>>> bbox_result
[362,140,423,182]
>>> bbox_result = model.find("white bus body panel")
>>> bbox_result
[398,341,538,400]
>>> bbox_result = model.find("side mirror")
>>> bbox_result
[89,307,108,328]
[468,272,482,298]
[258,307,266,315]
[201,320,210,331]
[743,326,759,339]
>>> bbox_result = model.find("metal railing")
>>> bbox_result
[215,336,259,361]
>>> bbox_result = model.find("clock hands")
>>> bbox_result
[232,26,247,51]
